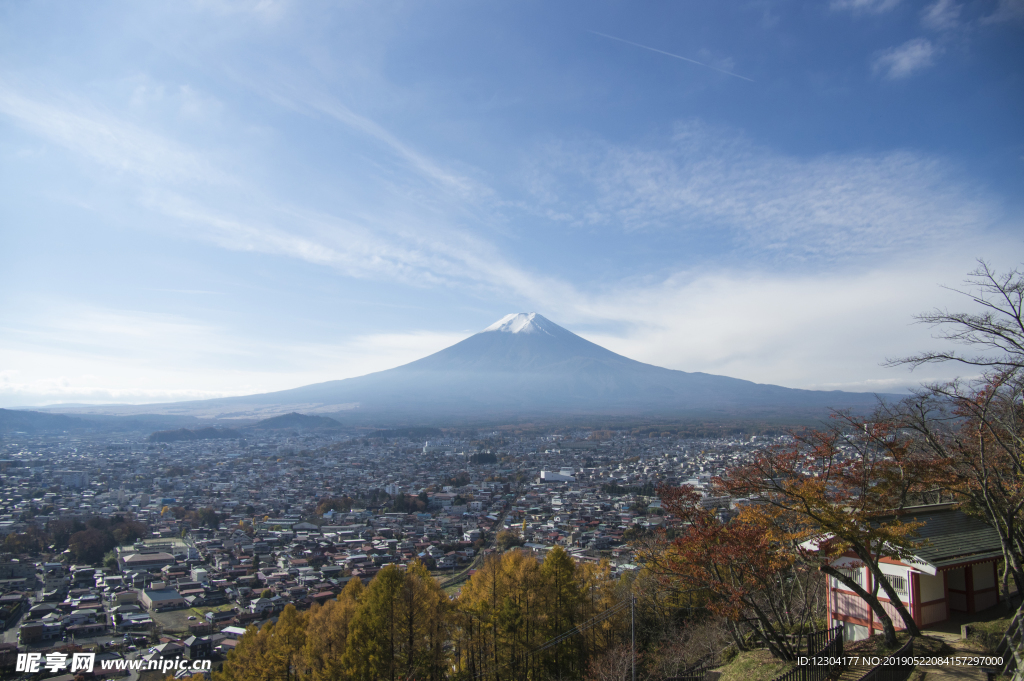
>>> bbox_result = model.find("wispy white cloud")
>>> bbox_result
[921,0,962,29]
[303,95,486,199]
[127,79,224,121]
[522,121,996,262]
[573,248,1021,393]
[0,84,229,184]
[3,80,1007,319]
[233,74,492,202]
[831,0,902,13]
[141,190,581,310]
[0,83,555,303]
[872,38,938,79]
[9,75,1003,314]
[142,192,447,285]
[0,307,469,406]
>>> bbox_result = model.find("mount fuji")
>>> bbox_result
[56,313,891,422]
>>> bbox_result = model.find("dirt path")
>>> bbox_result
[916,633,989,681]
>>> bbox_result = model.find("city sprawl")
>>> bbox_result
[0,424,785,664]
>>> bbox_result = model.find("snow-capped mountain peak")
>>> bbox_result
[115,311,892,421]
[483,313,554,335]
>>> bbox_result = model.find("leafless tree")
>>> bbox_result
[888,260,1024,372]
[883,260,1024,598]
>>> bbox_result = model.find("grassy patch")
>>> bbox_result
[967,615,1013,654]
[845,632,911,655]
[195,603,235,614]
[970,615,1013,636]
[912,635,954,657]
[715,648,794,681]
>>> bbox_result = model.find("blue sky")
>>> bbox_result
[1,0,1022,407]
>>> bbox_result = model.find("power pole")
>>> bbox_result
[631,593,636,681]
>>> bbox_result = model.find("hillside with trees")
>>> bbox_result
[217,549,643,681]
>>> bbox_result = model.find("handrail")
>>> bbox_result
[663,650,720,681]
[747,626,846,681]
[855,636,914,681]
[994,599,1024,681]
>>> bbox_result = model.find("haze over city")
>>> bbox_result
[2,0,1022,407]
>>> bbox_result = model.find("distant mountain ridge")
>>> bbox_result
[56,313,894,422]
[251,412,342,431]
[0,408,224,435]
[143,413,341,441]
[0,408,83,433]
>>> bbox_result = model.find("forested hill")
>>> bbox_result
[0,408,84,434]
[251,412,342,430]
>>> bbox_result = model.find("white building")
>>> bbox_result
[540,470,575,483]
[820,504,1004,641]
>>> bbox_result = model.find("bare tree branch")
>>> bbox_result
[886,260,1024,371]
